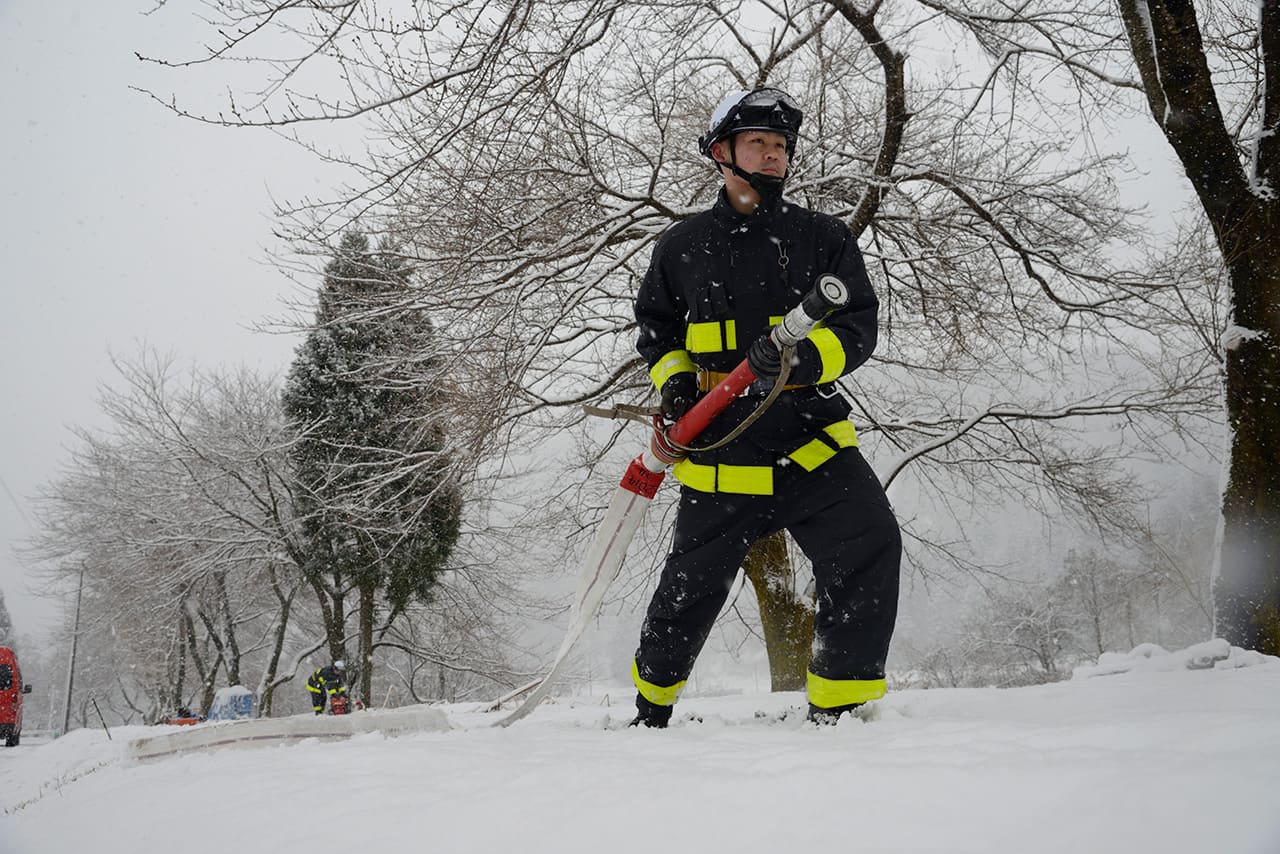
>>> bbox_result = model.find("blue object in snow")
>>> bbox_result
[208,685,254,720]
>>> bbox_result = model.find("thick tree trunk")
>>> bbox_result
[216,572,242,686]
[358,587,376,705]
[259,568,296,717]
[1117,0,1280,653]
[1216,237,1280,654]
[742,532,814,691]
[172,623,186,714]
[309,576,348,664]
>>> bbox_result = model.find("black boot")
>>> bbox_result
[628,693,673,729]
[807,702,862,726]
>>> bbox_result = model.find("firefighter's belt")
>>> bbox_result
[697,369,804,393]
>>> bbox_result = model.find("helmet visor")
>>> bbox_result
[736,88,801,115]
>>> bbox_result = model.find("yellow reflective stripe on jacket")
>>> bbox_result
[806,672,887,708]
[632,659,686,706]
[676,421,858,488]
[686,320,738,353]
[650,349,696,390]
[672,460,773,495]
[672,459,717,492]
[809,326,846,383]
[719,464,772,495]
[306,684,323,695]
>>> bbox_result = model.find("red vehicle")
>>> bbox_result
[0,647,32,747]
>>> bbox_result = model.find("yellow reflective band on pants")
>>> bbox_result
[806,671,887,708]
[788,439,836,472]
[823,420,858,448]
[632,659,686,706]
[672,460,773,495]
[685,320,737,353]
[786,420,860,472]
[650,349,696,391]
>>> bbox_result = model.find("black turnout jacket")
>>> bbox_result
[635,188,879,473]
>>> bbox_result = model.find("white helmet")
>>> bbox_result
[333,659,346,671]
[698,87,803,159]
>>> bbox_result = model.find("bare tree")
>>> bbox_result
[882,0,1277,649]
[30,354,314,718]
[967,584,1083,685]
[139,0,1226,686]
[1110,0,1280,653]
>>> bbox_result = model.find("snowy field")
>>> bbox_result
[2,641,1278,854]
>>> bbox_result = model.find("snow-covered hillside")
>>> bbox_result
[2,642,1278,854]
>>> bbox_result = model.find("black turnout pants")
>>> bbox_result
[634,447,901,697]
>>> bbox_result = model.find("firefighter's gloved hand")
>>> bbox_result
[660,372,698,421]
[747,334,782,379]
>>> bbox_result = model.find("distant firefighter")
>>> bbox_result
[306,660,348,715]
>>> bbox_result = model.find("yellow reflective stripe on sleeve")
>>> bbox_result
[823,420,859,448]
[632,659,686,707]
[306,685,322,695]
[717,464,772,495]
[788,439,836,472]
[673,459,717,492]
[724,319,737,351]
[686,321,723,352]
[808,327,846,383]
[672,461,773,494]
[806,672,887,708]
[649,349,696,391]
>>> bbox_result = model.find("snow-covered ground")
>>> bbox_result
[3,641,1278,854]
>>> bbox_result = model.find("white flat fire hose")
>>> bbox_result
[493,275,850,727]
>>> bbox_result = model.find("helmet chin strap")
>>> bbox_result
[737,165,785,203]
[725,139,786,204]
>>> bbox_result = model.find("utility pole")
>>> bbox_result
[62,563,84,736]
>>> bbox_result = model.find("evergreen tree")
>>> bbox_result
[283,231,462,703]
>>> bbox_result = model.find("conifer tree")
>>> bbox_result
[283,231,461,703]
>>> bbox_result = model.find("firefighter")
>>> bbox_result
[306,659,348,715]
[630,87,902,727]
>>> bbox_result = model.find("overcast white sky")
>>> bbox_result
[0,2,344,637]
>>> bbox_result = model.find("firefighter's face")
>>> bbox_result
[723,131,788,176]
[712,131,789,201]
